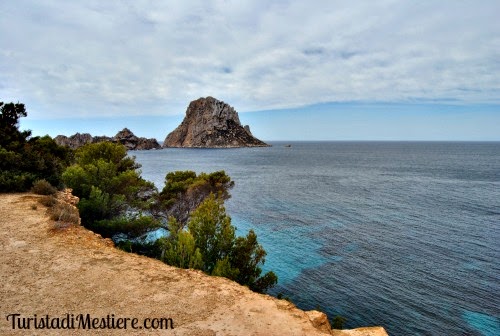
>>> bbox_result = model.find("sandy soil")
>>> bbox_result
[0,193,336,335]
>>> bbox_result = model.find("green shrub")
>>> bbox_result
[188,194,235,274]
[31,179,57,195]
[161,193,277,293]
[332,315,347,329]
[161,228,204,270]
[0,170,35,192]
[91,214,161,239]
[153,170,234,225]
[1,102,72,192]
[62,142,156,235]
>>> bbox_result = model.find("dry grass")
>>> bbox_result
[39,195,57,207]
[38,194,80,229]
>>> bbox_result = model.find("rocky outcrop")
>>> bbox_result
[113,128,161,150]
[54,133,96,148]
[164,97,269,148]
[55,128,160,150]
[331,327,389,336]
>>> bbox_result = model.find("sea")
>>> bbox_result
[132,141,500,336]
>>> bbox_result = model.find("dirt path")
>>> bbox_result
[0,193,335,335]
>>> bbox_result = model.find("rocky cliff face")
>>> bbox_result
[55,128,160,150]
[164,97,269,148]
[1,193,389,336]
[113,128,161,150]
[54,133,96,149]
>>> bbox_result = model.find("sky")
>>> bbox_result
[1,0,499,141]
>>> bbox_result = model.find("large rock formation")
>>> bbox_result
[55,128,161,150]
[54,133,96,149]
[113,128,160,150]
[164,97,269,148]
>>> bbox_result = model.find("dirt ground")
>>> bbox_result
[0,193,337,335]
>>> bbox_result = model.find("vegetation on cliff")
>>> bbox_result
[161,194,277,293]
[61,142,276,292]
[0,102,72,191]
[61,141,159,238]
[0,101,276,293]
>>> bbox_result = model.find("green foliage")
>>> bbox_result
[0,102,30,150]
[212,256,239,279]
[61,165,90,197]
[0,140,70,190]
[332,315,347,329]
[230,229,277,292]
[159,217,202,269]
[1,102,279,295]
[116,240,163,258]
[92,214,161,239]
[74,141,137,171]
[161,193,277,293]
[0,170,35,192]
[188,194,236,274]
[0,102,72,191]
[77,186,118,225]
[62,142,157,237]
[161,231,204,270]
[24,135,73,188]
[152,170,234,224]
[253,271,278,294]
[31,179,57,195]
[163,170,197,197]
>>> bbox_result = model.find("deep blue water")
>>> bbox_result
[132,142,500,336]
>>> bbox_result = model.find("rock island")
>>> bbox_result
[164,96,269,148]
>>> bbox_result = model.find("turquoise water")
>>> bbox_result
[132,142,500,335]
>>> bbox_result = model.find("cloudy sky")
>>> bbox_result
[1,0,499,140]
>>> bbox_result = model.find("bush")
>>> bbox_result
[48,201,80,226]
[39,195,57,207]
[38,195,80,228]
[161,193,277,293]
[91,215,161,239]
[62,142,156,235]
[0,170,34,192]
[332,315,347,329]
[0,102,72,192]
[153,170,234,225]
[161,229,204,270]
[31,179,57,195]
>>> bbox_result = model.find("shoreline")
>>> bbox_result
[0,193,388,335]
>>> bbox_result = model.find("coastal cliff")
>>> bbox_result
[0,193,388,335]
[54,128,160,150]
[164,96,269,148]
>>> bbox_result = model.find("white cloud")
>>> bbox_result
[1,0,499,119]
